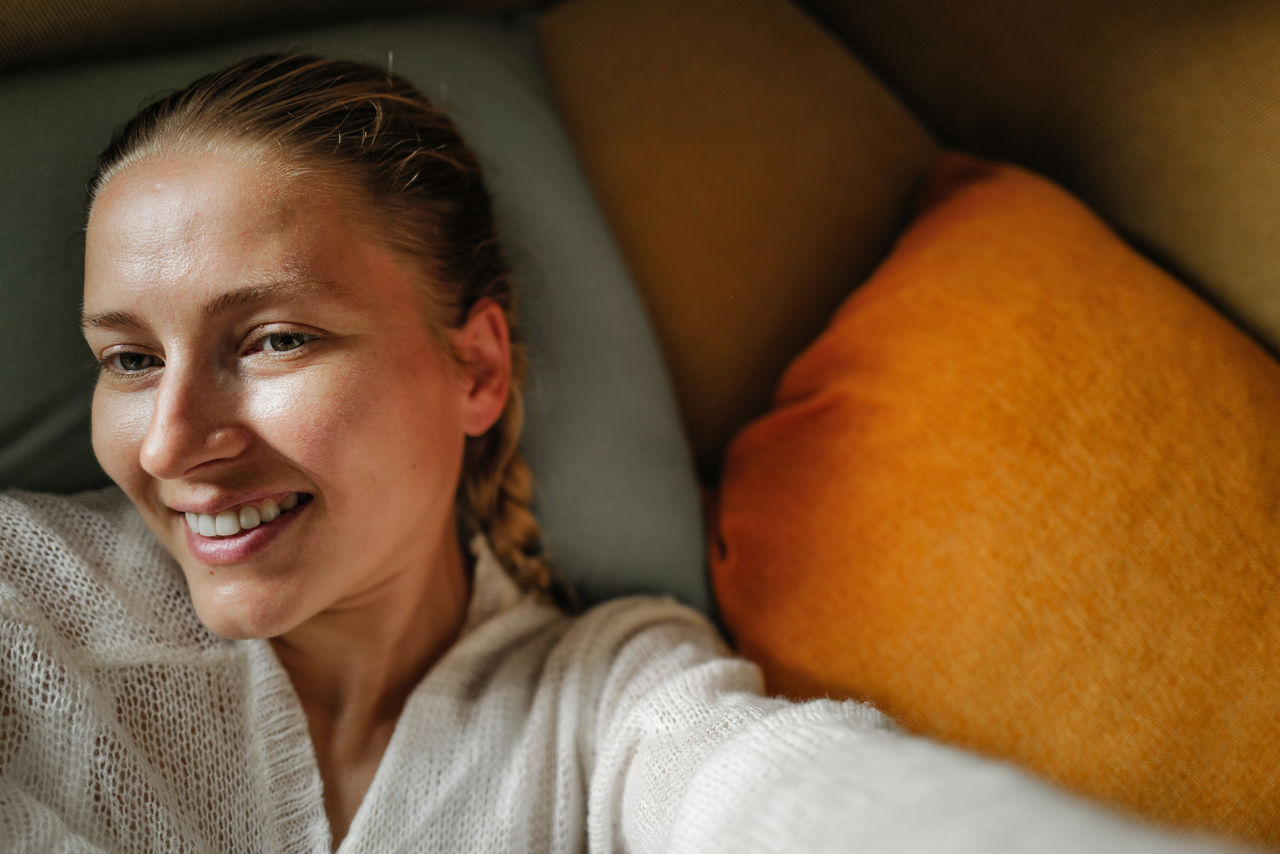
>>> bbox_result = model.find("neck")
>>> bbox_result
[270,529,472,845]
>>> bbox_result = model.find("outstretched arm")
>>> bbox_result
[575,599,1242,854]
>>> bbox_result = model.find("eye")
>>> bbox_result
[259,331,313,353]
[243,326,322,361]
[101,351,162,374]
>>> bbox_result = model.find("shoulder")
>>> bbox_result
[1,487,151,565]
[1,487,172,595]
[453,580,758,712]
[549,595,768,730]
[462,537,744,693]
[0,487,212,656]
[561,595,739,680]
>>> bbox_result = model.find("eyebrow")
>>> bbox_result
[80,277,339,332]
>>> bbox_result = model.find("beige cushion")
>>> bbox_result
[539,0,937,476]
[808,0,1280,360]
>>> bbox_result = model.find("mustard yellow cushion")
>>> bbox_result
[711,154,1280,847]
[538,0,937,476]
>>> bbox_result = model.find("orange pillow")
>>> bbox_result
[711,154,1280,847]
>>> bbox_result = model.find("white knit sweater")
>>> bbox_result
[0,489,1238,853]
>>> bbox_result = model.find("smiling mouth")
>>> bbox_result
[183,493,312,538]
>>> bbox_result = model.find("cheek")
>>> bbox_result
[245,360,463,481]
[91,387,151,487]
[243,370,343,470]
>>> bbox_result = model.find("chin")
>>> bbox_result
[188,576,308,640]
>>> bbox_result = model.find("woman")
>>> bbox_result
[0,55,1232,852]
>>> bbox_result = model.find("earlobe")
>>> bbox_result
[451,299,512,437]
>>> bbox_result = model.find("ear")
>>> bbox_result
[448,298,512,438]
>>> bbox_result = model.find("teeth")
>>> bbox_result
[214,511,238,536]
[184,494,304,538]
[238,505,261,531]
[259,499,280,523]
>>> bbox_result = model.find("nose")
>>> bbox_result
[139,363,250,480]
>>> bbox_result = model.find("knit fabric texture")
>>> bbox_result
[0,489,1242,852]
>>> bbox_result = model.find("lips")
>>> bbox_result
[177,492,312,566]
[183,492,307,538]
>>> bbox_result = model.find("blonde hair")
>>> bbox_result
[90,54,571,606]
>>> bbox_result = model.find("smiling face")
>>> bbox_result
[83,151,509,639]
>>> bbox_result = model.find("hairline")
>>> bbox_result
[90,134,459,342]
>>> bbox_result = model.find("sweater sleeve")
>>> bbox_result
[576,598,1243,854]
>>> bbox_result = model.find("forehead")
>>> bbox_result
[83,152,421,322]
[88,152,308,274]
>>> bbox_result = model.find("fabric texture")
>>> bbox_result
[0,12,707,611]
[0,489,1240,852]
[710,153,1280,847]
[538,0,938,476]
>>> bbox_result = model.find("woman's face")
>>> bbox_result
[83,152,509,639]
